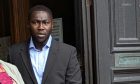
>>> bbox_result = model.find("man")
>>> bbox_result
[8,5,82,84]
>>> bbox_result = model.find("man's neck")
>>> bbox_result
[33,40,48,50]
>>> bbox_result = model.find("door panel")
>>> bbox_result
[10,0,29,44]
[111,0,140,52]
[94,0,140,84]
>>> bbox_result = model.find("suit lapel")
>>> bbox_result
[20,42,38,84]
[42,39,59,84]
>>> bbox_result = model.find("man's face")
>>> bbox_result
[29,11,53,43]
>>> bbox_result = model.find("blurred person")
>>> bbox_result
[0,59,24,84]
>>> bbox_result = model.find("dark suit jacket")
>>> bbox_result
[8,39,82,84]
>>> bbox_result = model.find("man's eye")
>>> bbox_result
[43,21,51,25]
[31,21,37,24]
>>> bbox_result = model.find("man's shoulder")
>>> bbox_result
[54,40,76,50]
[9,42,27,50]
[60,42,75,48]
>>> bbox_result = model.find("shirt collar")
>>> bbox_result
[29,35,52,49]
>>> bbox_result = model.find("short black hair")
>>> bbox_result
[28,5,53,20]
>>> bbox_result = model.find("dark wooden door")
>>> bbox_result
[94,0,140,84]
[10,0,29,44]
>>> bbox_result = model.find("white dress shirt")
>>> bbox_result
[29,35,52,84]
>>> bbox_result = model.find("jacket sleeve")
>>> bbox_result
[65,47,82,84]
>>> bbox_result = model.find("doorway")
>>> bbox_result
[0,0,95,83]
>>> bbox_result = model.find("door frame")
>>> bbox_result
[81,0,94,84]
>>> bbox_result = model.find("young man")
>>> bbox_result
[8,5,82,84]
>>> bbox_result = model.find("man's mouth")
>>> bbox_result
[37,34,45,38]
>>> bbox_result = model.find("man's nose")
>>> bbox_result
[38,22,44,29]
